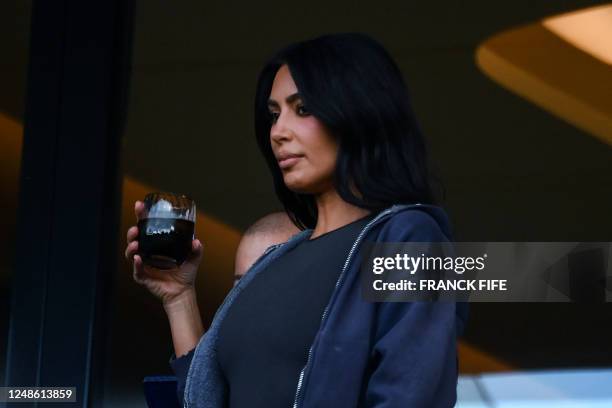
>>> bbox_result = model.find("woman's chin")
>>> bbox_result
[283,177,315,194]
[282,171,332,195]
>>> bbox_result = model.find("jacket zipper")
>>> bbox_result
[292,207,395,408]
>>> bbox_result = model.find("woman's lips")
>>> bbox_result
[278,155,303,169]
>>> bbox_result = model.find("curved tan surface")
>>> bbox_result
[476,9,612,147]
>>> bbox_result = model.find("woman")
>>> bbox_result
[126,33,467,407]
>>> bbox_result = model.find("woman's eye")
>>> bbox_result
[297,105,310,116]
[269,111,280,123]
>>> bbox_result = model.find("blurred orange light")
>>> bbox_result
[543,4,612,66]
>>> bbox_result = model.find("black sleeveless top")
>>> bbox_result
[216,215,372,407]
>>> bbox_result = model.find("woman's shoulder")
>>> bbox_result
[371,204,452,242]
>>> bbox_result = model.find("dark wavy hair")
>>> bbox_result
[254,33,438,230]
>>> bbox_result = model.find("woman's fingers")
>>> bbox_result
[125,240,138,260]
[132,254,147,284]
[126,226,138,243]
[130,201,145,285]
[134,200,146,221]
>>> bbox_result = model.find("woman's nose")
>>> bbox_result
[270,115,293,143]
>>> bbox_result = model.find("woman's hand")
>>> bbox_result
[124,200,203,308]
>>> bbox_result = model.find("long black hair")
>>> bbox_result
[254,33,438,230]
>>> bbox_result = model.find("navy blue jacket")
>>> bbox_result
[173,204,468,407]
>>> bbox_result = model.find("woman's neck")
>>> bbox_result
[310,189,371,239]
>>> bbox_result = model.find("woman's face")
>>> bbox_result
[268,65,338,194]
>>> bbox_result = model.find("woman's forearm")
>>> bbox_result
[164,288,205,357]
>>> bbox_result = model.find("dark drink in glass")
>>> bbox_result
[137,192,196,270]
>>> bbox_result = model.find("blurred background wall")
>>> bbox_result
[0,0,31,389]
[1,0,611,405]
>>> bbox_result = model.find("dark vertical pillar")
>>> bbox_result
[4,0,133,406]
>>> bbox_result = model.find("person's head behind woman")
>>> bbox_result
[255,33,437,230]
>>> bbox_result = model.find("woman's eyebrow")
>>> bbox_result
[267,92,301,108]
